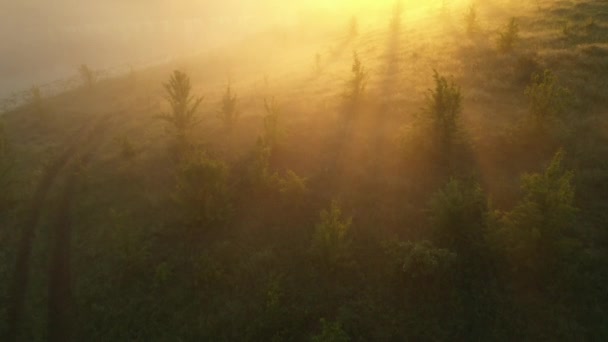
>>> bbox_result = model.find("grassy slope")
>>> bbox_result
[1,0,608,339]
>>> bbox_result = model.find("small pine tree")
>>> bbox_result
[218,84,239,133]
[497,18,519,53]
[79,64,97,89]
[464,4,479,36]
[159,70,204,150]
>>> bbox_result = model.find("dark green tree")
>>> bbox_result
[499,150,578,282]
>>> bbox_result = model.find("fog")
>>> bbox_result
[0,1,403,99]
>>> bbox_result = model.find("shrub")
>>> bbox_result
[497,18,519,53]
[218,84,239,133]
[159,70,204,151]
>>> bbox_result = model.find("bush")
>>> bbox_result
[497,18,519,53]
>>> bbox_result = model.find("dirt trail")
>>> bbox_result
[5,113,114,342]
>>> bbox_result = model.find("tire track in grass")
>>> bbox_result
[47,113,115,342]
[5,113,113,342]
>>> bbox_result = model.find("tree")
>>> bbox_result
[344,51,368,114]
[174,152,232,230]
[524,70,570,130]
[159,70,204,151]
[262,97,283,150]
[79,64,97,89]
[430,179,488,254]
[497,18,519,53]
[218,84,239,133]
[311,201,352,269]
[499,150,578,283]
[464,4,479,36]
[425,70,463,163]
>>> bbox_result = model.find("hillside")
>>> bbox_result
[2,0,608,340]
